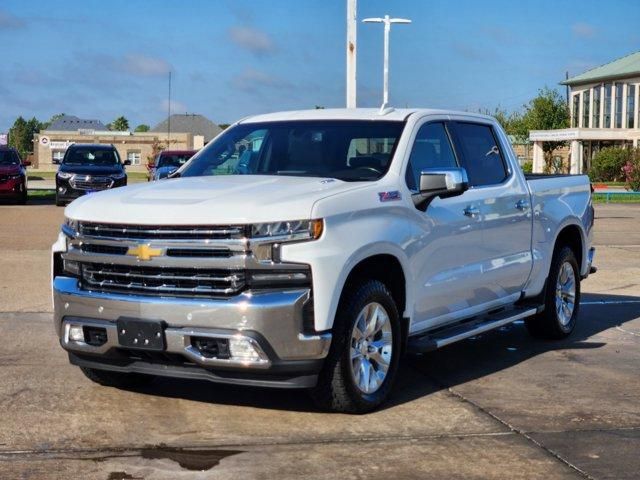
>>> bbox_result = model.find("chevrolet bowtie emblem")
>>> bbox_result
[127,244,162,261]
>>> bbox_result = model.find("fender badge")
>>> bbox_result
[378,191,402,202]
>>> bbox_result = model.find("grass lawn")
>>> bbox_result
[28,170,148,182]
[593,193,640,204]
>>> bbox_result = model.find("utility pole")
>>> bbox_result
[346,0,357,108]
[362,15,411,110]
[167,71,172,145]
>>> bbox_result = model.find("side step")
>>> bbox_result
[407,306,538,354]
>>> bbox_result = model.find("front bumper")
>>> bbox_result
[0,177,25,197]
[56,177,126,202]
[53,276,331,388]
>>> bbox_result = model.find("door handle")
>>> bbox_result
[463,206,480,217]
[515,199,530,211]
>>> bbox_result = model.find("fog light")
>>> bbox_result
[229,336,263,363]
[69,325,85,342]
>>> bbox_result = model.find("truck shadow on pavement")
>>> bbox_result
[123,292,640,413]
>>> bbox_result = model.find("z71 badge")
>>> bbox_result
[378,191,402,202]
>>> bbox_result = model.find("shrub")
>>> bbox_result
[589,147,629,182]
[622,149,640,191]
[521,161,533,173]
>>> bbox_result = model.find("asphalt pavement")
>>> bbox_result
[0,202,638,479]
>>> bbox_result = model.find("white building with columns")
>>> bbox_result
[530,51,640,174]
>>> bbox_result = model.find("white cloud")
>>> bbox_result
[160,99,188,114]
[120,54,171,77]
[228,26,276,56]
[0,10,26,30]
[572,22,596,38]
[232,68,290,93]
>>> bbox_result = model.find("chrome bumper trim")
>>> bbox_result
[53,276,331,362]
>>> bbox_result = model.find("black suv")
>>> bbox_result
[55,144,129,206]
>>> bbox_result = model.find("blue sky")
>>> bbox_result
[1,0,639,131]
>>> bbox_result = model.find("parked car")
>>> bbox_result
[148,150,197,181]
[55,144,129,206]
[0,146,29,204]
[52,108,595,413]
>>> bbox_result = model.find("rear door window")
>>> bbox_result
[450,122,507,187]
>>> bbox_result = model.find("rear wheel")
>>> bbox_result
[80,367,156,388]
[313,279,401,413]
[526,246,580,339]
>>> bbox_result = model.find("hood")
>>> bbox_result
[0,165,21,175]
[66,175,367,224]
[59,164,124,176]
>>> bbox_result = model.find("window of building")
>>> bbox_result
[450,122,507,187]
[52,150,65,163]
[126,150,141,165]
[405,122,458,191]
[604,83,612,128]
[572,94,580,128]
[626,84,636,129]
[615,83,624,128]
[582,90,590,128]
[592,86,601,128]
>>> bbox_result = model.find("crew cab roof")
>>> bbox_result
[239,108,495,124]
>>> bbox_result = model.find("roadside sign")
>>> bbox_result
[0,133,7,146]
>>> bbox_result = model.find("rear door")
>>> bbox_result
[448,121,533,302]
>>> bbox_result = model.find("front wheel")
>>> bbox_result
[526,246,580,339]
[312,279,401,413]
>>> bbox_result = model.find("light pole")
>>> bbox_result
[362,15,411,110]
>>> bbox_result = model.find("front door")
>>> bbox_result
[405,120,489,334]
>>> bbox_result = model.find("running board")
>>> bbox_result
[407,307,538,354]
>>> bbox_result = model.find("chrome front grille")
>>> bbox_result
[78,222,247,240]
[81,263,245,297]
[70,176,114,190]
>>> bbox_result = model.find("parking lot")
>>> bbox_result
[0,201,639,479]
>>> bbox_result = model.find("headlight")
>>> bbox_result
[250,219,323,262]
[112,172,126,180]
[7,174,22,180]
[62,217,78,237]
[251,219,323,241]
[57,172,73,179]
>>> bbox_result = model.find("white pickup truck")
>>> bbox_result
[53,108,595,413]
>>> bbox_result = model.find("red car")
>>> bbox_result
[0,146,29,204]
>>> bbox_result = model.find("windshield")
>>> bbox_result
[63,147,120,166]
[158,153,193,168]
[0,150,20,166]
[178,120,405,181]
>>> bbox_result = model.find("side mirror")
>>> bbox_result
[123,159,132,166]
[414,167,469,210]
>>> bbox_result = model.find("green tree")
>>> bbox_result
[8,116,42,157]
[41,113,65,130]
[520,87,569,167]
[218,123,230,130]
[134,124,150,132]
[110,116,130,131]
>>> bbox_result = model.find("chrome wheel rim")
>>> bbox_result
[350,302,393,394]
[555,262,576,326]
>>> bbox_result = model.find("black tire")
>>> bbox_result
[526,246,580,339]
[55,194,65,207]
[80,367,156,388]
[18,189,27,205]
[312,279,402,413]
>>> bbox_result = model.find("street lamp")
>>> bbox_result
[362,15,411,110]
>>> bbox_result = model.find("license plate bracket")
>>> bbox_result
[116,318,165,351]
